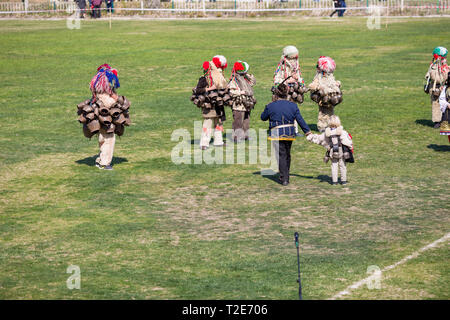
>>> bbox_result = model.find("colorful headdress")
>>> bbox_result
[90,64,120,95]
[433,46,448,60]
[97,63,111,71]
[233,61,249,74]
[212,55,227,69]
[317,56,336,74]
[274,48,302,84]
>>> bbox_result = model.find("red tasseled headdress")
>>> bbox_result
[212,57,221,69]
[97,63,111,71]
[233,62,245,73]
[317,56,336,73]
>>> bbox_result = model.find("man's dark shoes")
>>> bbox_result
[282,180,289,186]
[434,122,441,128]
[103,165,113,170]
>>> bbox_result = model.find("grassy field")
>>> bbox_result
[0,17,449,300]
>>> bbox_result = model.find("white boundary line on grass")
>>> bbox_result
[329,232,450,300]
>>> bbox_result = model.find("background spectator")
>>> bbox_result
[330,0,340,17]
[76,0,86,19]
[105,0,114,14]
[338,0,347,17]
[92,0,102,18]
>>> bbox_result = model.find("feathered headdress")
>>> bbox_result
[90,64,120,95]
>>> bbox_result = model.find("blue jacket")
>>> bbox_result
[260,99,311,140]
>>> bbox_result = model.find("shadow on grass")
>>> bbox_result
[427,144,450,152]
[415,119,434,128]
[252,171,302,185]
[75,155,128,167]
[297,174,334,184]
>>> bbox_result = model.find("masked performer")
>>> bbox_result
[272,46,308,135]
[308,56,343,132]
[424,46,449,128]
[227,60,256,142]
[191,56,229,150]
[307,115,354,185]
[77,64,131,170]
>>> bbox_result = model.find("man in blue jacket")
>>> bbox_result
[338,0,346,17]
[261,84,312,186]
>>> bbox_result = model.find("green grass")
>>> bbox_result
[0,17,449,300]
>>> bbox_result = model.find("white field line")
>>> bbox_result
[329,232,450,300]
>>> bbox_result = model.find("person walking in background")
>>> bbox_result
[330,0,340,17]
[337,0,346,17]
[261,84,312,186]
[105,0,114,13]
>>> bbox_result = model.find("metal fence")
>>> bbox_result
[0,0,449,15]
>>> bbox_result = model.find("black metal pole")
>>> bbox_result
[295,232,303,300]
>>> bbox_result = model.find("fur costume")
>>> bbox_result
[191,58,229,148]
[227,61,256,142]
[191,60,229,120]
[77,64,131,168]
[228,61,257,112]
[425,47,449,124]
[272,46,307,104]
[77,64,131,139]
[307,126,353,183]
[308,56,343,132]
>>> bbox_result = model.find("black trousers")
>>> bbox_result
[278,140,292,183]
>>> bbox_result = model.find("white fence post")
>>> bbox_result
[141,0,144,14]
